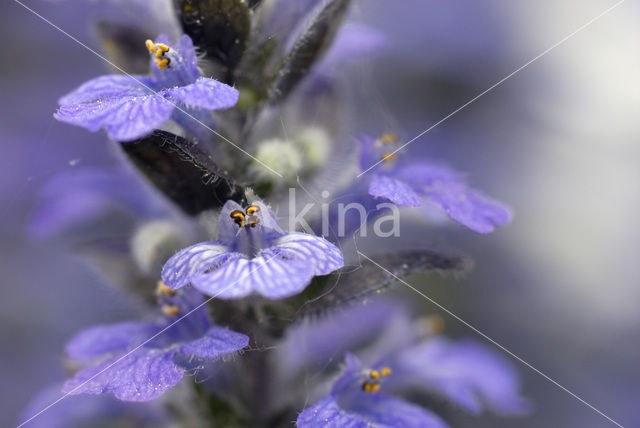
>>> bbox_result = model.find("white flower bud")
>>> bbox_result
[131,220,187,275]
[295,127,330,171]
[251,138,303,183]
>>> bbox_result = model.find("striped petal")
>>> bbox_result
[55,92,175,142]
[62,348,184,402]
[191,251,315,299]
[55,74,176,141]
[421,183,512,234]
[168,77,239,110]
[369,174,422,207]
[395,162,512,233]
[177,326,249,359]
[58,75,154,105]
[161,242,232,290]
[271,232,344,275]
[62,325,247,402]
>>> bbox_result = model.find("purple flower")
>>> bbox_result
[297,353,449,428]
[161,200,344,299]
[386,337,530,416]
[288,298,528,426]
[358,134,512,233]
[62,288,248,401]
[261,0,322,41]
[19,383,170,428]
[54,35,239,141]
[29,167,168,239]
[274,299,413,381]
[323,23,388,66]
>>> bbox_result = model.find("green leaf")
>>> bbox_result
[268,0,351,104]
[279,249,471,321]
[120,131,246,215]
[174,0,251,74]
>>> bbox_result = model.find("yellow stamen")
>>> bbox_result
[426,314,445,333]
[156,280,176,296]
[246,204,260,215]
[362,366,391,392]
[362,382,381,393]
[161,305,180,317]
[154,58,170,70]
[380,133,397,144]
[145,39,156,54]
[381,151,396,163]
[230,210,246,227]
[155,43,170,54]
[146,40,171,69]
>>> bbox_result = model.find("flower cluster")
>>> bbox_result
[22,0,526,427]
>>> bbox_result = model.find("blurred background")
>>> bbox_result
[2,0,639,426]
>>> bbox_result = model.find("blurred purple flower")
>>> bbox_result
[19,382,170,428]
[29,167,168,240]
[283,298,528,426]
[358,134,512,233]
[323,23,388,65]
[162,201,343,299]
[54,35,239,141]
[274,298,414,379]
[307,23,388,86]
[261,0,321,41]
[298,353,448,428]
[62,288,248,401]
[386,337,530,415]
[56,0,181,40]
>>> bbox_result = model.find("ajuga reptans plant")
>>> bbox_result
[24,0,528,427]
